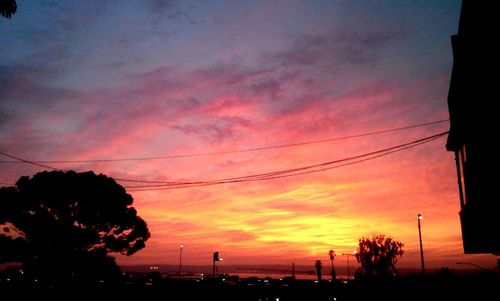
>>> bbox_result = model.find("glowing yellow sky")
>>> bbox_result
[113,126,493,269]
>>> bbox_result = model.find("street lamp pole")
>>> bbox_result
[456,262,489,271]
[179,245,184,278]
[346,255,350,279]
[341,252,357,279]
[417,214,425,276]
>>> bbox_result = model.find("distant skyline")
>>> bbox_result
[0,1,495,269]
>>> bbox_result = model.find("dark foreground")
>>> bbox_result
[1,271,499,300]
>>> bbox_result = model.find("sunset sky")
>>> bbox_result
[0,0,494,270]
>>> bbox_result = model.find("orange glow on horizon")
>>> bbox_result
[110,129,494,269]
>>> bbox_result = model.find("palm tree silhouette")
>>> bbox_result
[328,249,336,280]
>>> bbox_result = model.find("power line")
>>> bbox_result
[0,119,448,164]
[0,130,449,190]
[0,151,62,171]
[117,131,445,185]
[123,131,448,191]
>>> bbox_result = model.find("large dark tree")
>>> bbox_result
[0,170,150,286]
[355,234,404,278]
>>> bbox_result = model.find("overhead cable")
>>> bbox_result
[0,119,448,164]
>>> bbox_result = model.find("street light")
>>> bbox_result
[341,251,357,279]
[417,214,425,276]
[179,245,184,278]
[456,262,489,271]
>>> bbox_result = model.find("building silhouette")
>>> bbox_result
[446,0,499,254]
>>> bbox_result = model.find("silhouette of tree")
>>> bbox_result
[0,170,150,286]
[328,249,336,280]
[1,0,17,18]
[315,260,322,281]
[355,234,404,278]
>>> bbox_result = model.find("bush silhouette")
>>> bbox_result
[355,234,404,278]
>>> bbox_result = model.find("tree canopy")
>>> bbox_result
[1,0,17,18]
[0,170,150,285]
[355,234,404,278]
